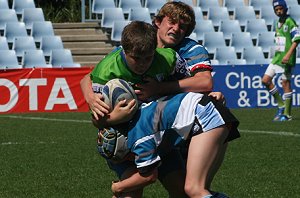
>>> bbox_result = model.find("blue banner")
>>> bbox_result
[212,64,300,108]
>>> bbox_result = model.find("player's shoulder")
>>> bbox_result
[286,16,298,27]
[175,38,208,56]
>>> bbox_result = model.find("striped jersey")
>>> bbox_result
[272,16,300,67]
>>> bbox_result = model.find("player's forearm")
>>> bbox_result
[112,171,157,194]
[80,74,94,103]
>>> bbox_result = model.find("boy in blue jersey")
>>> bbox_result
[261,0,300,121]
[97,92,240,198]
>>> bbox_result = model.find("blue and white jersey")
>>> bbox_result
[174,38,212,75]
[127,92,226,171]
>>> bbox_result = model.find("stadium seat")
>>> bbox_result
[229,32,254,56]
[249,0,272,14]
[194,19,215,43]
[223,0,246,15]
[210,59,220,65]
[12,36,36,62]
[22,49,52,68]
[233,6,257,30]
[203,32,226,55]
[259,5,277,31]
[241,46,265,64]
[288,5,300,20]
[188,32,197,41]
[214,46,238,65]
[173,0,195,7]
[12,0,36,15]
[144,0,165,15]
[0,0,9,10]
[4,22,28,44]
[193,7,204,20]
[226,58,247,65]
[0,9,18,36]
[255,58,271,65]
[0,37,9,50]
[197,0,220,14]
[40,36,64,58]
[21,8,45,32]
[31,21,55,44]
[127,8,151,23]
[91,0,116,19]
[207,7,230,29]
[256,31,275,58]
[245,19,269,42]
[286,0,299,6]
[50,49,80,68]
[111,20,131,42]
[101,8,125,31]
[0,50,22,69]
[118,0,142,15]
[219,19,242,41]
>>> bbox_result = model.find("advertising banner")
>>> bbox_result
[0,68,92,113]
[212,64,300,108]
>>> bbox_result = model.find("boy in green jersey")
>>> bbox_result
[262,0,300,121]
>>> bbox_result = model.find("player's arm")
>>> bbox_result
[80,74,109,120]
[111,168,158,196]
[282,41,299,64]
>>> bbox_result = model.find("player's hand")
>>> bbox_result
[282,55,289,64]
[135,77,159,101]
[111,181,122,197]
[87,92,110,120]
[208,92,226,105]
[109,99,137,124]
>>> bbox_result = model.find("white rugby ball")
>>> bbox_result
[102,78,138,112]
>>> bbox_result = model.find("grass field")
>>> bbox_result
[1,107,300,197]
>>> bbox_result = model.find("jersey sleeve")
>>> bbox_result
[186,45,212,75]
[170,52,191,80]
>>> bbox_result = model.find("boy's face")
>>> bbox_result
[125,51,155,75]
[155,16,188,48]
[274,6,285,17]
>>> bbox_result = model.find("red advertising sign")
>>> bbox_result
[0,67,93,113]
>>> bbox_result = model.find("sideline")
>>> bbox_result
[1,115,300,137]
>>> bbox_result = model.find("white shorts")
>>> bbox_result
[264,63,291,80]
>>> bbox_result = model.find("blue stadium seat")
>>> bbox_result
[40,36,64,58]
[256,31,275,58]
[194,19,215,43]
[127,8,151,24]
[50,49,80,68]
[210,59,220,65]
[233,6,257,30]
[118,0,142,15]
[111,20,131,42]
[229,32,254,55]
[92,0,116,19]
[288,5,300,20]
[245,19,268,41]
[0,50,22,69]
[214,46,238,65]
[249,0,271,14]
[219,19,242,41]
[197,0,220,14]
[193,7,204,20]
[4,22,28,44]
[0,0,9,9]
[255,58,271,65]
[241,46,265,64]
[0,9,18,36]
[207,7,230,29]
[0,37,9,50]
[31,21,55,43]
[203,32,226,55]
[12,36,36,61]
[223,0,246,15]
[21,8,45,32]
[12,0,36,15]
[144,0,165,15]
[101,8,125,31]
[259,5,277,31]
[286,0,299,6]
[226,58,247,65]
[22,49,52,68]
[173,0,195,7]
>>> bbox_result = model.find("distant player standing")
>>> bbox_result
[262,0,300,121]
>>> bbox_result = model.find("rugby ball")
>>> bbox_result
[102,78,138,112]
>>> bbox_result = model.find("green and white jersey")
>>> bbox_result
[90,47,190,94]
[272,16,300,67]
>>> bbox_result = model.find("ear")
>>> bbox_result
[154,19,161,28]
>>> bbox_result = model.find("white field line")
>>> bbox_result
[1,115,299,138]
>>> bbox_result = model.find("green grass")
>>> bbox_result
[0,108,299,197]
